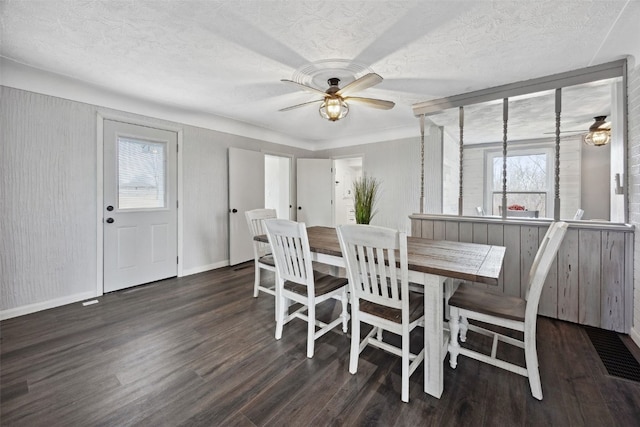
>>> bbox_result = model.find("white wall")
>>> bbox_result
[442,129,460,215]
[0,86,312,318]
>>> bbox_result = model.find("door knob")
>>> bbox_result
[298,206,302,210]
[106,205,114,211]
[106,218,114,224]
[231,208,238,213]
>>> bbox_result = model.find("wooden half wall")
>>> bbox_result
[410,214,634,333]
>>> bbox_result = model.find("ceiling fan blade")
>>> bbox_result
[345,96,395,110]
[336,73,383,97]
[280,79,328,97]
[279,99,324,112]
[542,130,585,135]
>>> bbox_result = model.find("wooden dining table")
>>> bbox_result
[255,225,506,399]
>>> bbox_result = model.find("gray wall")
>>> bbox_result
[0,87,313,315]
[628,60,640,345]
[581,142,611,220]
[315,135,423,234]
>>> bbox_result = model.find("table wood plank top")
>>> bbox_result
[256,226,505,285]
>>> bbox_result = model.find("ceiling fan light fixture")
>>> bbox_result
[320,97,349,121]
[583,115,611,146]
[583,129,611,146]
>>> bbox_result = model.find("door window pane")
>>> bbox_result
[118,138,166,209]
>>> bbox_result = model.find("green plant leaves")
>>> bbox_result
[352,175,380,224]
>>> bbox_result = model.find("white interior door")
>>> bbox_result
[297,158,333,226]
[103,120,178,293]
[229,147,265,265]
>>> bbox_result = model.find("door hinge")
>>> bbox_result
[176,200,179,208]
[176,144,179,153]
[177,256,179,264]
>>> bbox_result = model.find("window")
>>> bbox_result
[118,137,167,209]
[486,148,553,217]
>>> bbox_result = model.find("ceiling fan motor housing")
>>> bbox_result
[589,115,608,131]
[326,78,341,94]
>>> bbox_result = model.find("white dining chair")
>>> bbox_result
[264,219,349,358]
[447,221,568,400]
[337,224,424,403]
[245,209,277,298]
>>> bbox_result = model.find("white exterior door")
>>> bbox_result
[229,147,265,265]
[297,158,333,226]
[103,120,178,293]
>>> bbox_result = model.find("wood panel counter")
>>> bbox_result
[410,214,635,333]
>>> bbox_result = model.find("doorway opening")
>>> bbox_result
[333,157,362,225]
[265,154,291,220]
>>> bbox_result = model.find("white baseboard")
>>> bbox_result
[630,326,640,349]
[181,260,229,277]
[0,291,98,321]
[1,262,231,320]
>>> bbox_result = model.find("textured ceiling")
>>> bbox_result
[1,0,639,149]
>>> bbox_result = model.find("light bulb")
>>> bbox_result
[583,130,610,146]
[319,97,349,121]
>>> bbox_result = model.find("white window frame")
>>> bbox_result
[484,146,554,217]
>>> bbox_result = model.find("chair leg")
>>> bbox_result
[341,289,349,333]
[275,293,285,340]
[459,315,468,342]
[448,307,460,369]
[524,335,543,400]
[401,327,410,403]
[349,315,360,374]
[307,303,315,358]
[253,262,260,297]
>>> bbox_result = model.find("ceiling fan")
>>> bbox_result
[279,73,395,121]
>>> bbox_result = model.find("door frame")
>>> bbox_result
[96,112,184,297]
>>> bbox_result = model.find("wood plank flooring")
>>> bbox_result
[2,263,640,426]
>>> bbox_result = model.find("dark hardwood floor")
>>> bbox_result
[2,263,640,426]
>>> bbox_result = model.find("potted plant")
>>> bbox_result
[352,174,380,224]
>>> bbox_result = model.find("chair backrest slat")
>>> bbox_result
[338,225,408,311]
[524,221,568,324]
[245,209,277,257]
[264,219,314,290]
